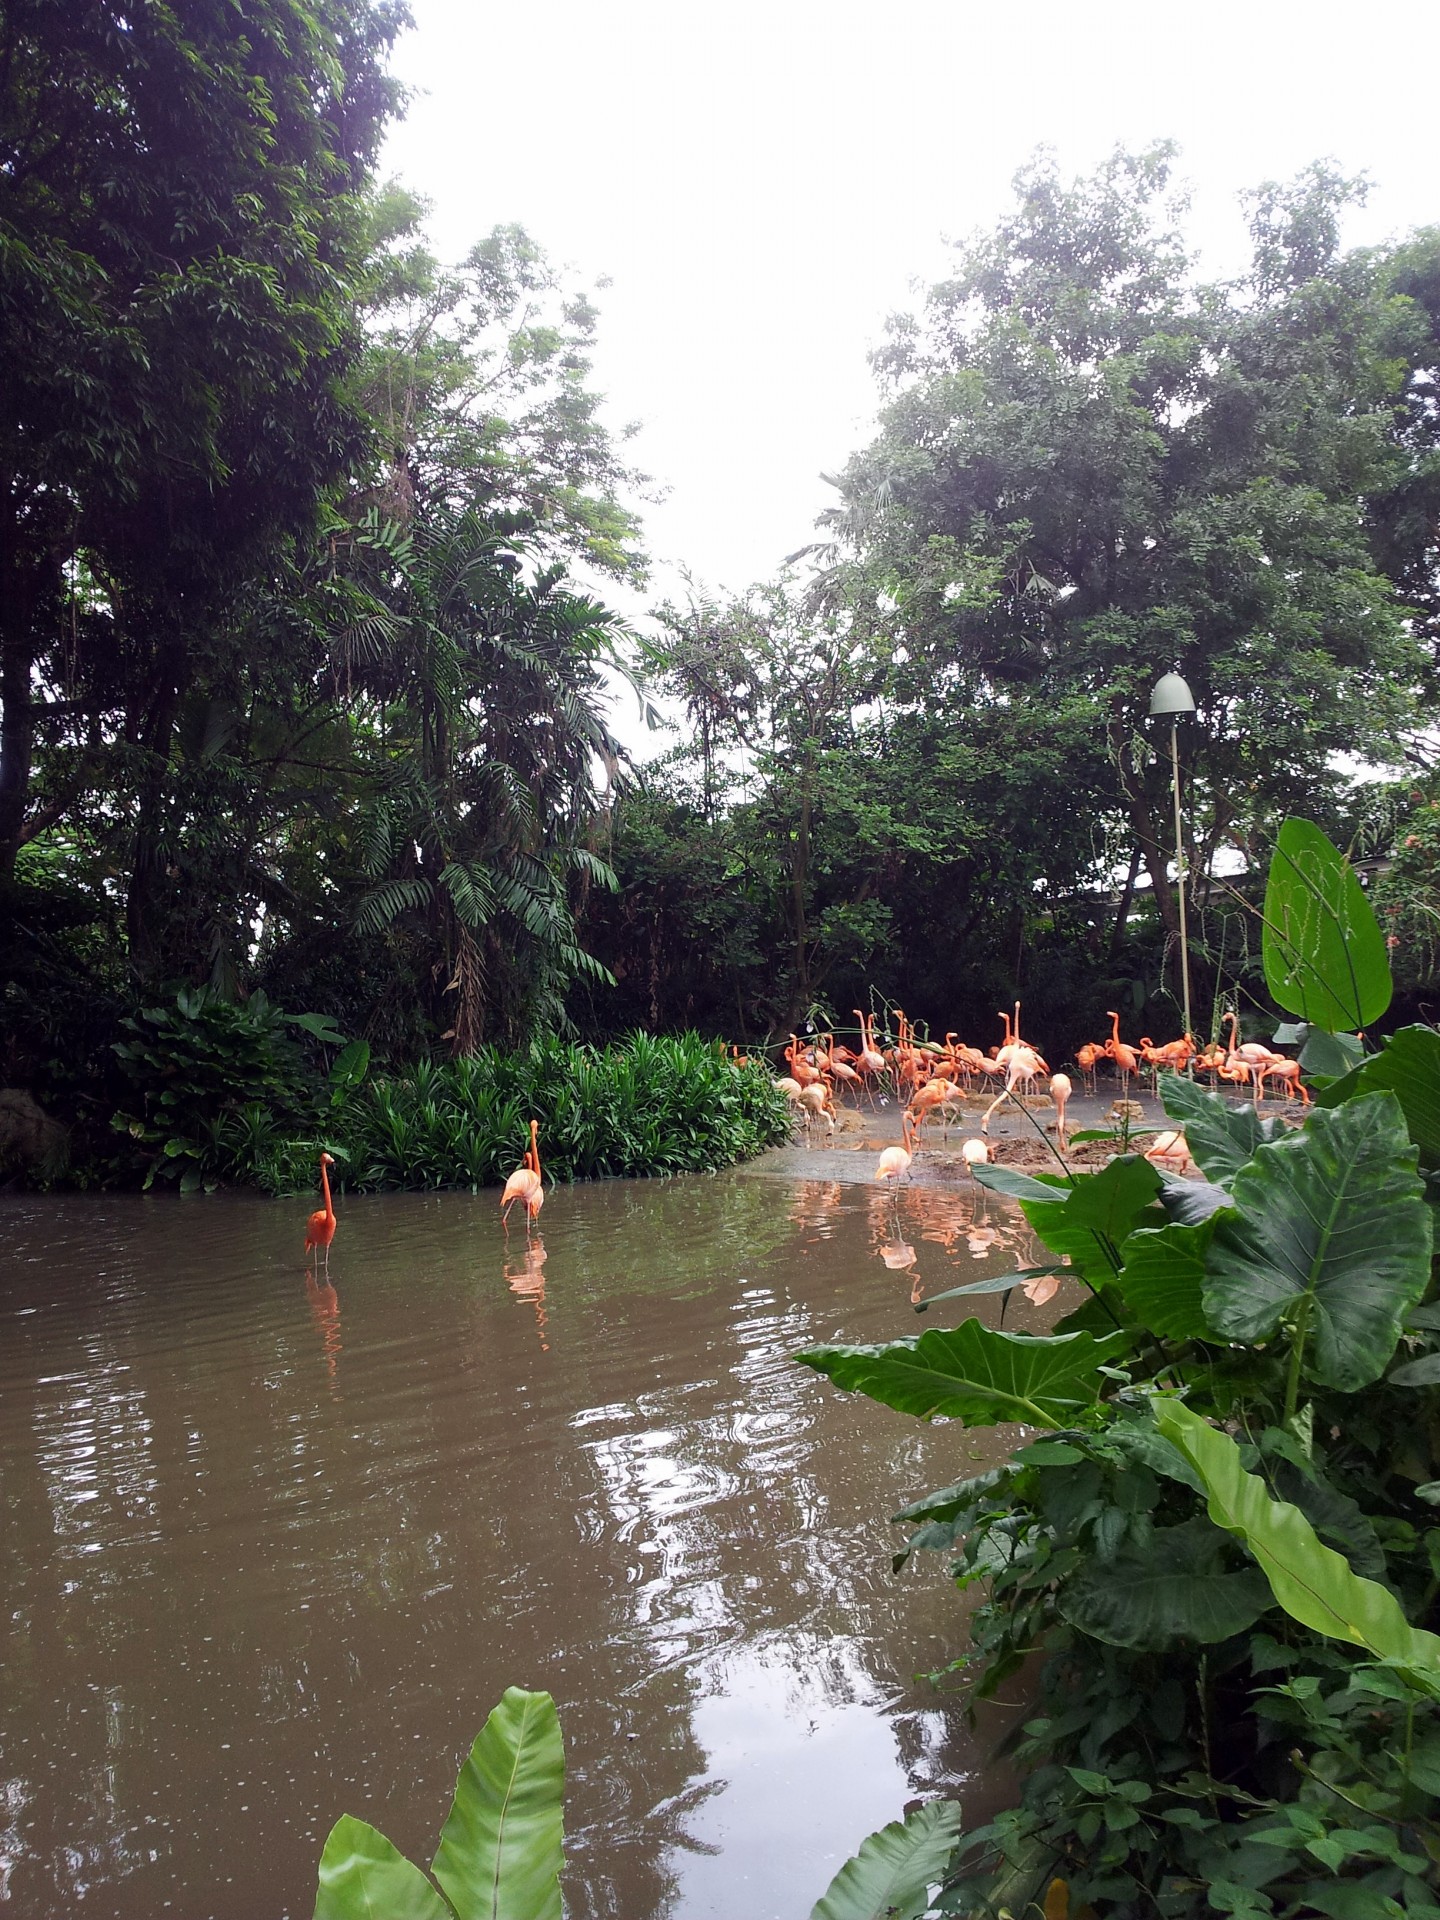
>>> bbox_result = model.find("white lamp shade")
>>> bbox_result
[1150,672,1196,718]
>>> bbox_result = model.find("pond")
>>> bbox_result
[0,1163,1049,1918]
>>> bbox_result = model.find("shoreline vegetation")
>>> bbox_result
[35,1005,789,1195]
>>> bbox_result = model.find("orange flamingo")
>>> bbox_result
[500,1120,545,1237]
[304,1150,338,1271]
[1075,1041,1104,1094]
[1261,1057,1310,1105]
[876,1111,918,1186]
[1105,1011,1140,1095]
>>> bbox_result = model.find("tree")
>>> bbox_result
[0,0,406,930]
[820,147,1433,997]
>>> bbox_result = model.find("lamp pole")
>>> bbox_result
[1149,673,1198,1041]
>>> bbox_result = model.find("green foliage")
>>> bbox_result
[89,1000,787,1194]
[798,1324,1129,1430]
[799,816,1440,1916]
[110,989,320,1193]
[314,1687,564,1920]
[1263,818,1393,1029]
[341,1033,790,1188]
[1154,1402,1440,1693]
[808,1800,963,1920]
[1201,1093,1430,1397]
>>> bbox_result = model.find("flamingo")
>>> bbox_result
[960,1137,990,1170]
[501,1120,545,1237]
[1105,1011,1140,1096]
[1075,1042,1104,1094]
[1262,1057,1310,1105]
[304,1150,338,1271]
[799,1080,836,1141]
[1049,1072,1072,1148]
[876,1111,918,1186]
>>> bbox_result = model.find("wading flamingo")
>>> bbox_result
[1049,1072,1072,1148]
[876,1111,918,1186]
[1105,1012,1140,1096]
[304,1150,337,1271]
[501,1120,545,1238]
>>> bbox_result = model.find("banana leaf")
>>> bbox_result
[314,1817,455,1920]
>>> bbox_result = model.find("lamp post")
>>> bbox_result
[1150,672,1197,1040]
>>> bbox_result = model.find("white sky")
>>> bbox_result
[383,0,1438,603]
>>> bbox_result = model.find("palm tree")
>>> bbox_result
[342,504,630,1047]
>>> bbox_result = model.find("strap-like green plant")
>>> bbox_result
[313,1688,564,1920]
[312,1687,961,1920]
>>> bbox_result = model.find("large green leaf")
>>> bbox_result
[314,1816,455,1920]
[1020,1155,1163,1276]
[797,1323,1129,1429]
[1116,1217,1220,1341]
[1059,1516,1271,1648]
[972,1164,1071,1204]
[808,1799,964,1920]
[1314,1024,1440,1169]
[1153,1401,1440,1694]
[1158,1073,1284,1185]
[1262,817,1392,1029]
[1201,1093,1430,1390]
[431,1688,564,1920]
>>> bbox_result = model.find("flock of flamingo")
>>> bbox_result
[300,1003,1306,1259]
[771,1002,1309,1189]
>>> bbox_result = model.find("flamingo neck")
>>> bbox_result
[529,1123,542,1187]
[320,1158,334,1225]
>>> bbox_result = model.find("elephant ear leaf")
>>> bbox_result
[1314,1025,1440,1171]
[1158,1073,1283,1185]
[1262,817,1391,1030]
[1201,1093,1430,1390]
[1059,1516,1271,1648]
[1153,1401,1440,1695]
[798,1323,1129,1429]
[432,1688,564,1920]
[1116,1217,1219,1341]
[809,1799,963,1920]
[314,1816,455,1920]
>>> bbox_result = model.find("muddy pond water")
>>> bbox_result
[0,1163,1052,1918]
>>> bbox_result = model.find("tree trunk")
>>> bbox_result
[0,621,35,885]
[1107,845,1143,961]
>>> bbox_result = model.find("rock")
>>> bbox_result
[0,1089,70,1181]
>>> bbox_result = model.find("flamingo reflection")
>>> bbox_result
[789,1180,843,1234]
[504,1235,550,1350]
[305,1270,342,1385]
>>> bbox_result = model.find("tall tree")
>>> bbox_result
[0,0,405,943]
[822,148,1432,968]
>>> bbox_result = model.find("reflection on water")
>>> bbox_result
[0,1175,1043,1918]
[504,1235,550,1351]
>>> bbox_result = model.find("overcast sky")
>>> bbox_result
[382,0,1438,612]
